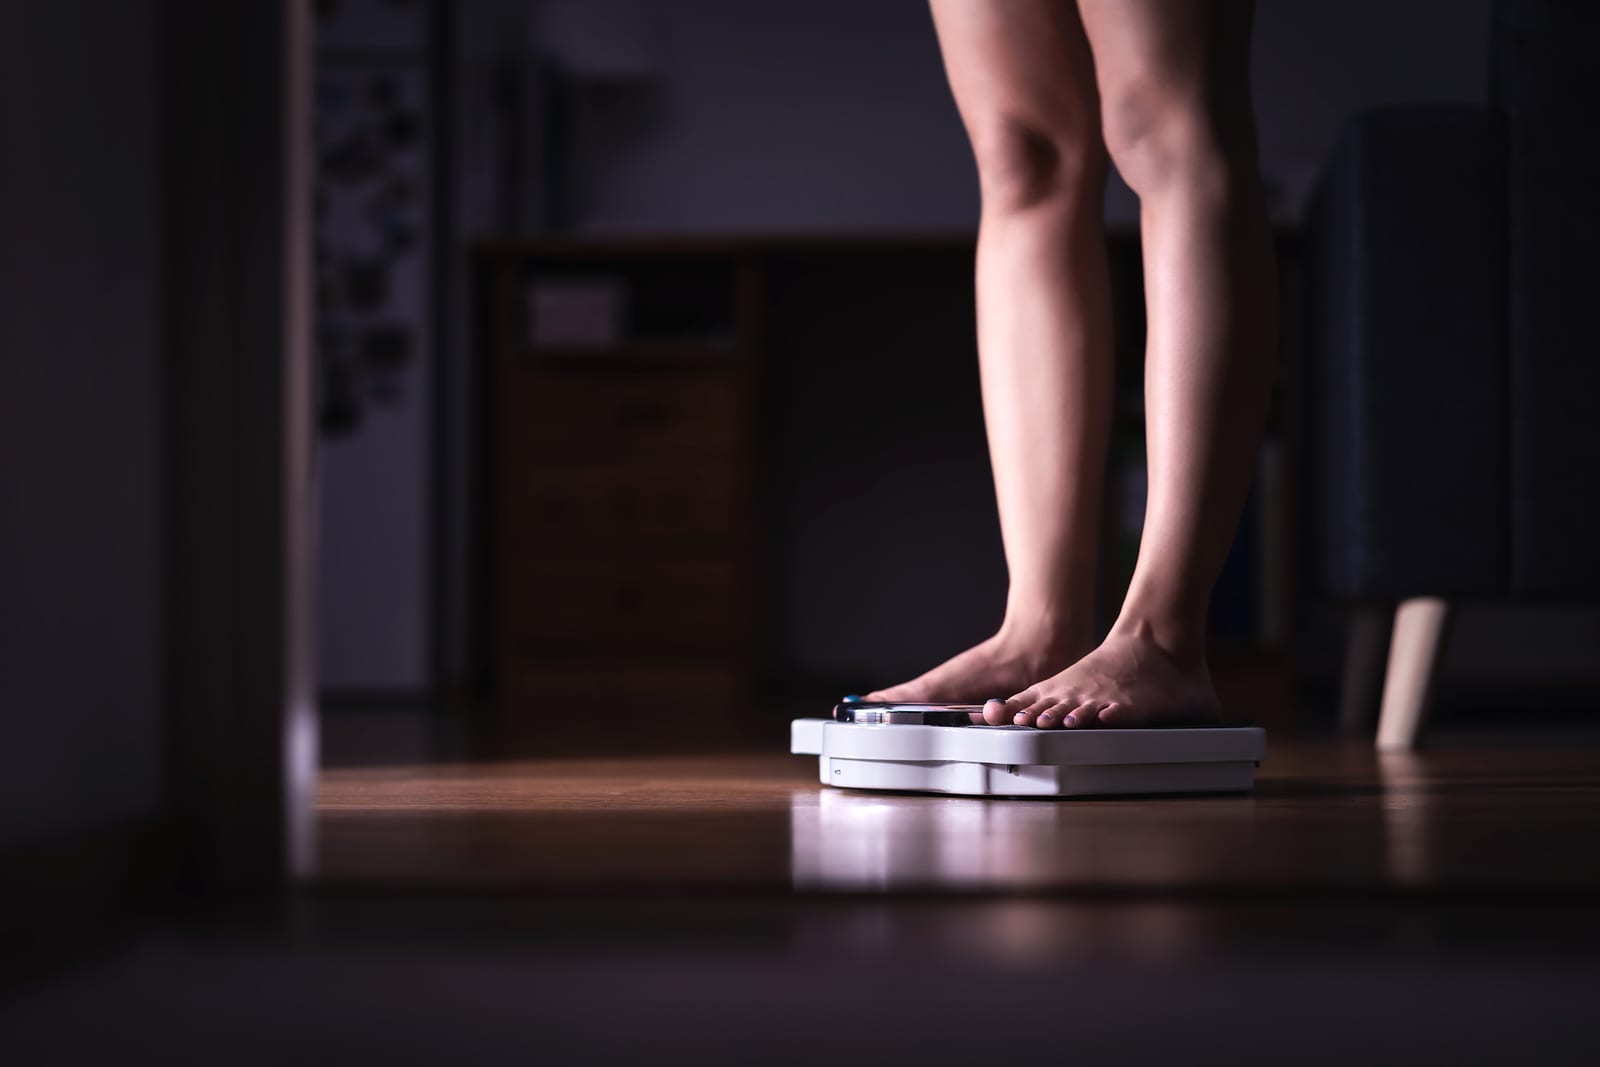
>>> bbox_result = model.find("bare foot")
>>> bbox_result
[982,628,1221,729]
[863,628,1089,706]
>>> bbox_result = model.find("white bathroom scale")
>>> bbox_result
[791,703,1265,798]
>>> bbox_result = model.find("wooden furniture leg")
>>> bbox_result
[1337,603,1394,737]
[1376,597,1452,752]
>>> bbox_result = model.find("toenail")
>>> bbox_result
[1064,714,1077,726]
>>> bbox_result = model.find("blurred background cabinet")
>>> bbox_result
[481,240,760,745]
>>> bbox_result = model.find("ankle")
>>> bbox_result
[1107,610,1207,666]
[996,604,1093,662]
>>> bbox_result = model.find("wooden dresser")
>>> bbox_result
[480,239,760,743]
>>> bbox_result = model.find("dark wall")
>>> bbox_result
[764,245,1003,687]
[472,0,1492,233]
[0,0,166,841]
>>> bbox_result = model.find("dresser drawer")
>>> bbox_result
[502,657,744,711]
[506,465,743,556]
[506,369,742,467]
[508,558,743,655]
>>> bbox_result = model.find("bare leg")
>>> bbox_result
[867,0,1113,703]
[988,0,1277,729]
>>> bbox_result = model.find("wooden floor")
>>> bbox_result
[16,737,1600,1064]
[18,735,1600,1065]
[317,738,1600,899]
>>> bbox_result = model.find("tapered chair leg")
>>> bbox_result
[1376,597,1452,752]
[1337,603,1395,737]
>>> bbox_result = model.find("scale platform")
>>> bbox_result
[791,716,1266,798]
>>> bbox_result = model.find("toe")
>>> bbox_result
[1095,701,1126,727]
[1013,695,1058,728]
[1063,701,1109,728]
[989,688,1036,726]
[1034,703,1068,729]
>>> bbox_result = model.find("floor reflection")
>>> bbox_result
[1377,750,1436,888]
[789,789,1047,890]
[788,784,1261,892]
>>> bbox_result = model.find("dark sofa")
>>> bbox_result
[1304,0,1600,749]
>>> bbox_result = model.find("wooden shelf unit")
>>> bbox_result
[482,241,762,741]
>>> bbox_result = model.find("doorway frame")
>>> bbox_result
[163,0,317,888]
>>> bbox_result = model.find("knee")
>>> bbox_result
[969,115,1104,213]
[1099,81,1241,200]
